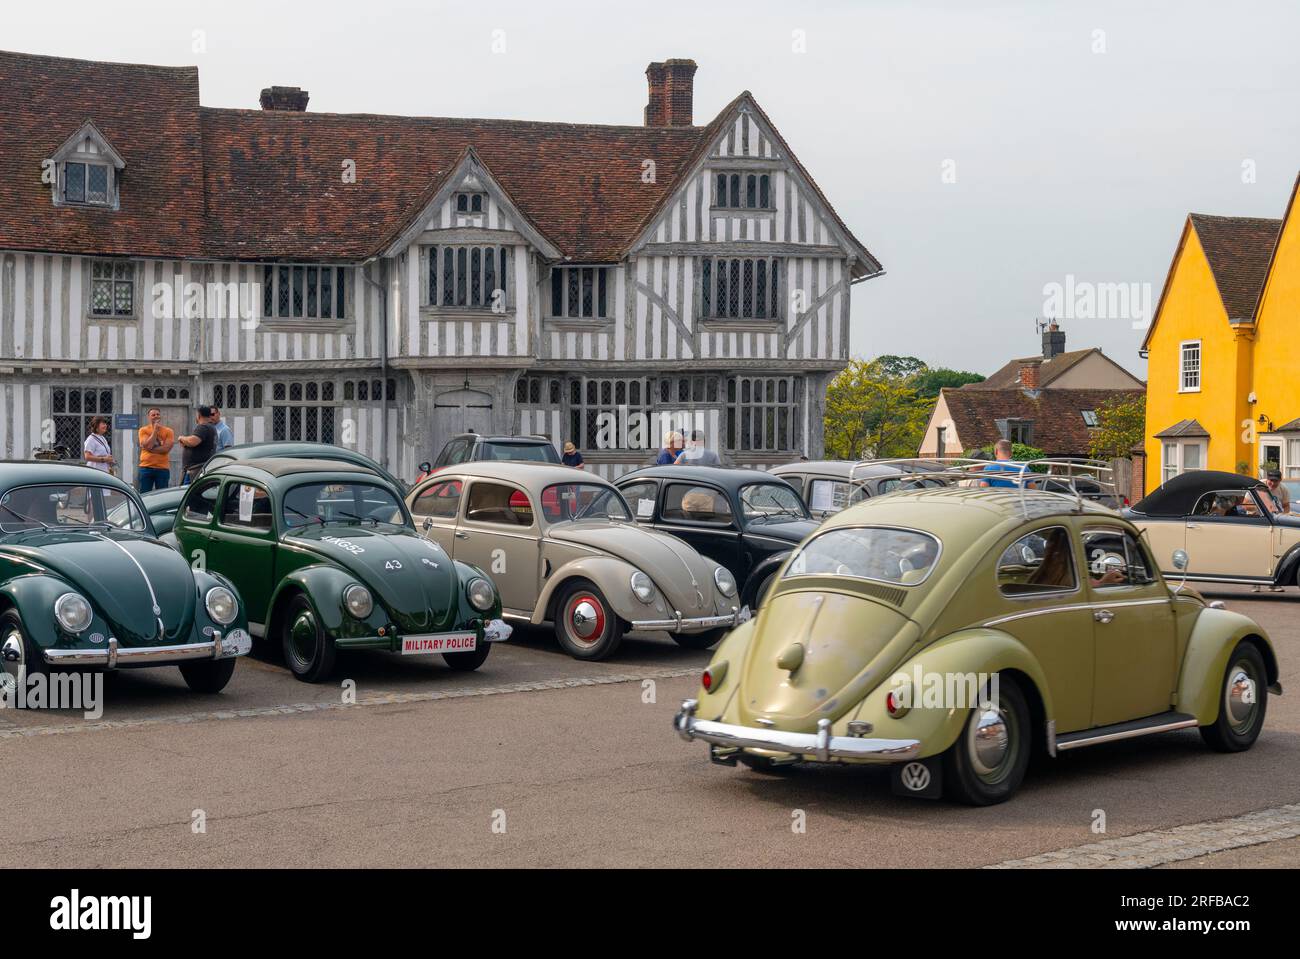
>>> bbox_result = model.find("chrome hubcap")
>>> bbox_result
[1225,662,1258,733]
[969,706,1010,776]
[1,628,23,689]
[290,611,318,664]
[570,601,599,639]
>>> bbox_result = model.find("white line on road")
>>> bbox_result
[0,667,700,740]
[987,803,1300,868]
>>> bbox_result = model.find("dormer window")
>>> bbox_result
[50,121,125,211]
[454,192,486,215]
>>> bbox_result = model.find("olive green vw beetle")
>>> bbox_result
[171,458,508,682]
[675,486,1282,804]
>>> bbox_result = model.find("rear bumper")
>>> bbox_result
[631,606,750,633]
[43,629,252,667]
[673,699,922,763]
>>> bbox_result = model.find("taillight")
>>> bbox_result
[886,691,899,714]
[701,660,728,693]
[702,669,714,692]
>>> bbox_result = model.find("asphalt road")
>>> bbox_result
[2,586,1297,868]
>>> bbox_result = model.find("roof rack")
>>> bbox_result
[849,457,1117,514]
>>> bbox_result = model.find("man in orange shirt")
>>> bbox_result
[137,407,175,492]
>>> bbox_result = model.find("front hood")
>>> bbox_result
[284,525,456,631]
[1,528,197,646]
[743,518,819,544]
[736,589,920,729]
[548,521,719,612]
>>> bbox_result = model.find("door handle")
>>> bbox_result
[1094,609,1115,624]
[1187,523,1199,529]
[454,531,469,540]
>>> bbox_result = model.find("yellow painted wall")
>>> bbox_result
[1143,224,1253,491]
[1249,194,1300,443]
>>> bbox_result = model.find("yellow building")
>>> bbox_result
[1141,200,1287,491]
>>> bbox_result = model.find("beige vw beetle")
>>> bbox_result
[407,463,748,659]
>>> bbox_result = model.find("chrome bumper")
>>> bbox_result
[674,699,922,763]
[632,605,751,633]
[43,629,252,667]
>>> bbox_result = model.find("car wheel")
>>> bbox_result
[942,673,1031,806]
[670,627,727,650]
[281,593,337,683]
[1199,642,1268,752]
[178,657,237,694]
[443,642,491,671]
[747,572,776,609]
[553,581,624,660]
[1,610,48,703]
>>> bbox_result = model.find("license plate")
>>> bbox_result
[400,632,477,655]
[220,629,253,657]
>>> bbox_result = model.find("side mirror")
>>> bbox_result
[1172,549,1189,571]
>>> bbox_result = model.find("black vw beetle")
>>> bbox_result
[615,466,816,609]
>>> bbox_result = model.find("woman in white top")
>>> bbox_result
[82,416,115,475]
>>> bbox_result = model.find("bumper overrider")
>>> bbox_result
[43,629,253,667]
[674,699,922,763]
[632,606,751,633]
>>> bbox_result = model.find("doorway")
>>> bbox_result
[432,389,494,456]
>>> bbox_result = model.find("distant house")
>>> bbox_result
[919,324,1144,458]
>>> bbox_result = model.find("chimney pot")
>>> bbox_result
[260,86,310,111]
[644,59,697,127]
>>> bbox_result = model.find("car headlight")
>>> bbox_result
[630,571,656,604]
[205,586,238,626]
[344,584,373,619]
[54,592,93,633]
[713,566,737,597]
[466,577,495,613]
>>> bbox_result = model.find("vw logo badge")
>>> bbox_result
[900,761,931,792]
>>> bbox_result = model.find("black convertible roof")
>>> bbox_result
[1130,470,1265,517]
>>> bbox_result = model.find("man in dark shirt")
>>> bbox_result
[178,406,219,483]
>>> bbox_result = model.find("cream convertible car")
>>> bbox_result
[407,464,748,659]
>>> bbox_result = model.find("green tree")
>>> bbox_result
[824,358,932,459]
[913,368,985,399]
[1088,393,1145,460]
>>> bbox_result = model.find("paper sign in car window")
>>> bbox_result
[239,484,255,522]
[637,498,655,518]
[809,481,837,513]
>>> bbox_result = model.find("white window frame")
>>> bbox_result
[1162,438,1206,482]
[87,259,137,319]
[1178,339,1202,393]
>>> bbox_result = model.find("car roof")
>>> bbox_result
[418,461,594,493]
[211,458,380,480]
[0,460,136,493]
[1131,469,1264,516]
[618,465,796,492]
[451,434,552,444]
[772,461,925,480]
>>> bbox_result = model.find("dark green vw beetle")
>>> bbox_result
[171,458,507,682]
[0,462,251,695]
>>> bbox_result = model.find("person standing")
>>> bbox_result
[82,416,115,474]
[675,429,722,466]
[211,406,235,451]
[1264,469,1291,514]
[979,439,1022,488]
[655,431,684,465]
[562,442,585,469]
[178,406,219,484]
[136,407,175,493]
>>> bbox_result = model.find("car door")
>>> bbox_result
[173,477,222,568]
[618,479,661,524]
[410,477,464,555]
[1080,524,1178,726]
[206,480,277,628]
[655,481,744,575]
[452,479,541,615]
[1183,489,1274,580]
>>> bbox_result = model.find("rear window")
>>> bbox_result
[784,526,941,586]
[481,442,560,463]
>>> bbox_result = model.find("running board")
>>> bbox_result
[1054,711,1198,752]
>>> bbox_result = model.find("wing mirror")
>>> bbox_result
[1172,549,1189,571]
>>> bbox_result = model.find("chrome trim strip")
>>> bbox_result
[674,699,921,762]
[632,607,746,632]
[982,597,1170,628]
[1055,716,1198,751]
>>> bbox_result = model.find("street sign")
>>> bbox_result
[114,413,140,431]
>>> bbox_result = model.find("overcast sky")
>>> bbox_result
[9,0,1299,377]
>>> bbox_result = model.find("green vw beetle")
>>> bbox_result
[172,458,507,682]
[675,486,1281,804]
[1,461,251,695]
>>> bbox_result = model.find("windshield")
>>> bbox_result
[541,483,631,523]
[282,482,407,529]
[1,484,146,532]
[739,483,808,523]
[784,526,941,586]
[485,442,558,462]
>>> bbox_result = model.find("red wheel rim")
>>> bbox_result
[564,593,606,648]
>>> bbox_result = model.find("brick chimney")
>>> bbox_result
[260,86,310,111]
[644,59,697,127]
[1042,321,1066,360]
[1019,362,1041,389]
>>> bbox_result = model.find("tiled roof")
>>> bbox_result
[1152,418,1210,439]
[0,49,877,270]
[970,348,1105,390]
[1188,214,1281,321]
[942,387,1145,456]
